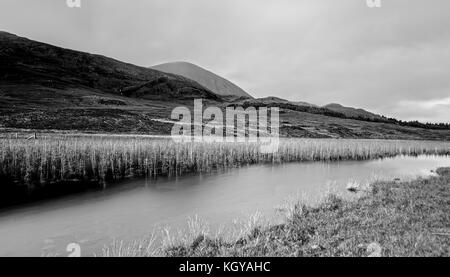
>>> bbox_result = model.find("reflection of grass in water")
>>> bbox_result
[1,136,449,198]
[102,167,450,257]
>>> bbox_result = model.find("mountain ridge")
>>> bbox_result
[0,31,221,101]
[0,31,449,140]
[152,61,252,98]
[323,103,384,121]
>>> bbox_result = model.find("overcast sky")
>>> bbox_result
[1,0,449,123]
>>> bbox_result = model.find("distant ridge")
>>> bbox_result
[235,96,317,108]
[1,31,448,139]
[323,103,384,121]
[152,61,253,98]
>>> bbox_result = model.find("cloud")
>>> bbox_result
[387,97,450,123]
[402,98,450,110]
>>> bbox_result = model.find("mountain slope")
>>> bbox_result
[324,103,384,121]
[152,61,252,98]
[0,31,448,140]
[240,97,317,107]
[0,31,222,133]
[0,31,220,101]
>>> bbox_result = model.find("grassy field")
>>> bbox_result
[102,167,450,257]
[1,135,450,205]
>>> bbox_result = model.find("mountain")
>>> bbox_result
[236,96,317,108]
[323,103,384,121]
[0,31,220,101]
[250,96,290,104]
[152,62,252,98]
[293,101,318,108]
[0,31,448,140]
[0,31,222,133]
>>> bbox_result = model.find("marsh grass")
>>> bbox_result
[1,137,449,194]
[155,167,450,257]
[100,168,450,257]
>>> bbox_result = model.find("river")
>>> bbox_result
[0,155,449,256]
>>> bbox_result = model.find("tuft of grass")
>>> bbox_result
[101,236,158,257]
[159,167,450,257]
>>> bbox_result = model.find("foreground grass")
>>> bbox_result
[160,167,450,257]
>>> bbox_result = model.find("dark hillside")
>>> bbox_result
[0,31,220,101]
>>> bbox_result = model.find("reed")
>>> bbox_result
[1,136,449,192]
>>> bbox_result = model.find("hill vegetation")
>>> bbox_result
[0,31,219,101]
[0,31,449,140]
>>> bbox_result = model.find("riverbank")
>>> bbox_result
[161,167,450,257]
[1,136,450,207]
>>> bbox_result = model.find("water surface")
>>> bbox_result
[0,155,448,256]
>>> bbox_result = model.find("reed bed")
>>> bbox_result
[1,137,449,192]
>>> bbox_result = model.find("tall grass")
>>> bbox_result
[1,137,449,192]
[102,167,450,257]
[157,167,450,257]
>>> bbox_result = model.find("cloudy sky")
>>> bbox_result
[1,0,449,123]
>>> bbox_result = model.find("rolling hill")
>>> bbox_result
[0,31,220,101]
[0,31,449,140]
[237,96,316,108]
[324,103,384,121]
[0,31,223,133]
[152,61,252,98]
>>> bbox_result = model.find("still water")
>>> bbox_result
[0,155,449,256]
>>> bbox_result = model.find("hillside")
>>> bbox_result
[324,103,384,121]
[239,97,316,107]
[229,97,450,140]
[152,61,252,98]
[0,32,449,140]
[0,31,220,101]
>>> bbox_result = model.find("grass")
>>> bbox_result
[1,136,448,184]
[104,167,449,257]
[1,136,449,205]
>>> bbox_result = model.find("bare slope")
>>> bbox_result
[152,61,252,98]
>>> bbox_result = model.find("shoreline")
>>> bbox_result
[111,167,450,257]
[1,136,450,208]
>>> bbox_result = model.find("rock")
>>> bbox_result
[346,181,359,192]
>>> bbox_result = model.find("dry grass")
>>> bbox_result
[161,167,450,257]
[1,137,449,192]
[100,167,450,257]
